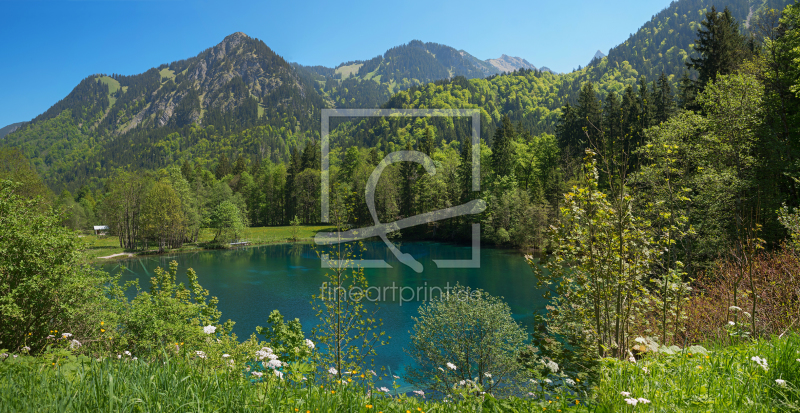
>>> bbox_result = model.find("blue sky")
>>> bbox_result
[0,0,672,128]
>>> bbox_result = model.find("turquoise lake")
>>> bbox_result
[101,241,548,387]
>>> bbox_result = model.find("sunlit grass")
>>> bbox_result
[80,225,334,263]
[591,334,800,412]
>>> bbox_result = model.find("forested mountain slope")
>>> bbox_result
[2,0,794,193]
[3,32,328,190]
[293,40,540,108]
[0,122,23,139]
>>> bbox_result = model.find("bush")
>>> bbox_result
[0,180,114,354]
[118,260,233,356]
[685,246,800,344]
[404,284,532,397]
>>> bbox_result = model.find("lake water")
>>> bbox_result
[100,241,548,388]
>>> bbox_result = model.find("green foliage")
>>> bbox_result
[120,260,232,355]
[0,180,113,353]
[686,6,750,92]
[405,284,533,397]
[591,333,800,411]
[530,152,658,362]
[210,200,246,243]
[255,310,312,364]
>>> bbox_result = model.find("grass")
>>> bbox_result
[159,68,176,81]
[9,335,799,412]
[335,63,363,79]
[97,76,121,107]
[80,225,334,263]
[0,354,546,412]
[591,334,800,412]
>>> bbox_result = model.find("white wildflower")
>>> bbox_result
[642,366,649,374]
[195,351,207,359]
[222,354,231,358]
[328,367,338,375]
[274,370,284,380]
[637,398,651,404]
[61,333,73,338]
[458,380,466,386]
[46,335,54,339]
[22,346,30,352]
[393,374,400,379]
[565,378,576,386]
[266,359,282,369]
[304,339,315,350]
[546,360,559,372]
[133,357,137,360]
[117,354,121,359]
[729,306,742,312]
[751,356,769,371]
[124,351,131,356]
[368,369,377,376]
[635,337,647,344]
[255,350,269,360]
[776,379,787,387]
[379,387,390,393]
[728,321,736,326]
[484,372,492,378]
[13,355,17,358]
[544,378,552,384]
[743,311,751,318]
[413,390,425,398]
[620,391,631,396]
[203,325,216,335]
[251,371,263,378]
[624,398,638,406]
[70,339,81,349]
[446,362,457,370]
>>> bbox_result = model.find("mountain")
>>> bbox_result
[485,54,537,73]
[593,50,606,61]
[3,0,795,192]
[0,122,23,139]
[3,32,328,190]
[293,41,540,108]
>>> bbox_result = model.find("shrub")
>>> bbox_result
[0,180,114,354]
[685,246,800,344]
[119,260,233,356]
[404,284,532,397]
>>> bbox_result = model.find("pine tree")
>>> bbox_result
[678,70,697,110]
[400,140,415,217]
[181,160,194,183]
[215,153,231,180]
[491,116,514,178]
[577,82,602,149]
[687,6,747,92]
[232,156,247,176]
[654,72,675,124]
[459,136,474,203]
[420,126,435,157]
